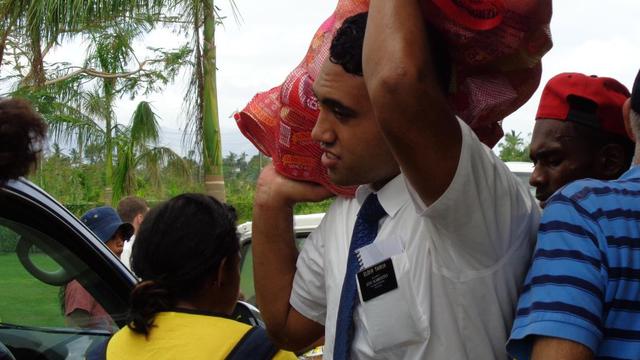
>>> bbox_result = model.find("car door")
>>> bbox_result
[0,180,136,360]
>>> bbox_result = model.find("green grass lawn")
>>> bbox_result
[0,253,65,327]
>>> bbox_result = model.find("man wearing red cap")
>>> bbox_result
[507,70,640,359]
[528,73,634,207]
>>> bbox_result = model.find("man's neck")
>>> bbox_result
[370,171,401,191]
[633,147,640,166]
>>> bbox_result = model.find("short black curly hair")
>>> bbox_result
[330,12,368,76]
[329,12,451,91]
[0,98,47,185]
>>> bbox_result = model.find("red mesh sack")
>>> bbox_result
[235,0,553,197]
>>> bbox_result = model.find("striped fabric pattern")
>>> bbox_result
[507,166,640,360]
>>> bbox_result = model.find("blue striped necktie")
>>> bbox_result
[333,193,387,360]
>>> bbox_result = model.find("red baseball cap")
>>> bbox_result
[536,73,630,138]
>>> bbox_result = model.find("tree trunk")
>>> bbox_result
[194,5,205,142]
[193,2,205,186]
[201,0,226,202]
[103,79,116,205]
[29,29,46,87]
[0,23,12,74]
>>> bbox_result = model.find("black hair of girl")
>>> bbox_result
[128,193,239,335]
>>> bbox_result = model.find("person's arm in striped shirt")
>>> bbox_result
[531,336,593,360]
[507,191,605,359]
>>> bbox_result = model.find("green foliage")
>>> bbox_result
[111,101,191,201]
[0,0,166,45]
[24,148,332,226]
[225,179,255,224]
[0,0,328,222]
[29,140,198,215]
[222,152,332,223]
[222,152,264,223]
[498,130,531,162]
[1,0,196,206]
[295,199,333,215]
[31,145,104,205]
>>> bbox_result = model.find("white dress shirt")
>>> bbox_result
[290,120,540,359]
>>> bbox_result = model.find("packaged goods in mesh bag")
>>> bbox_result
[235,0,552,197]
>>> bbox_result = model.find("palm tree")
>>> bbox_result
[498,130,530,162]
[2,0,233,202]
[113,101,191,200]
[200,0,225,201]
[7,11,191,204]
[178,0,240,202]
[85,25,141,204]
[0,0,166,85]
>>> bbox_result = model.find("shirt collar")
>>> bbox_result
[621,165,640,180]
[355,174,409,218]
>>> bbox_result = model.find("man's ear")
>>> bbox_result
[215,256,228,288]
[623,98,636,142]
[596,143,627,179]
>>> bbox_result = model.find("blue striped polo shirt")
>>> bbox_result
[507,166,640,360]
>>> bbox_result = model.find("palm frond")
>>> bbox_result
[112,139,136,201]
[137,145,191,190]
[129,100,160,146]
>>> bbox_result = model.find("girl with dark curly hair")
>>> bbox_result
[0,98,46,185]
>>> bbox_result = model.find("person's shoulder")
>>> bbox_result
[551,177,631,211]
[541,177,640,239]
[159,311,251,331]
[65,280,88,296]
[458,120,520,178]
[561,177,614,196]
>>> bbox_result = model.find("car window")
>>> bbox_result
[240,233,308,305]
[0,187,130,359]
[0,223,65,328]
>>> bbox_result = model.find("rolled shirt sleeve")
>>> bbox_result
[290,221,328,325]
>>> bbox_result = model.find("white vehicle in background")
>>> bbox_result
[238,213,325,305]
[236,213,324,246]
[505,161,535,197]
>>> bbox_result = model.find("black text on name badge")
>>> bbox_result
[357,258,398,302]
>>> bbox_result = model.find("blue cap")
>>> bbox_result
[81,206,133,244]
[632,69,640,114]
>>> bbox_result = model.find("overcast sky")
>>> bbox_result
[52,0,640,157]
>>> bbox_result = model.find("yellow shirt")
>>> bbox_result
[106,311,295,360]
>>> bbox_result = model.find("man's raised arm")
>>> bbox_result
[252,164,328,351]
[363,0,461,206]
